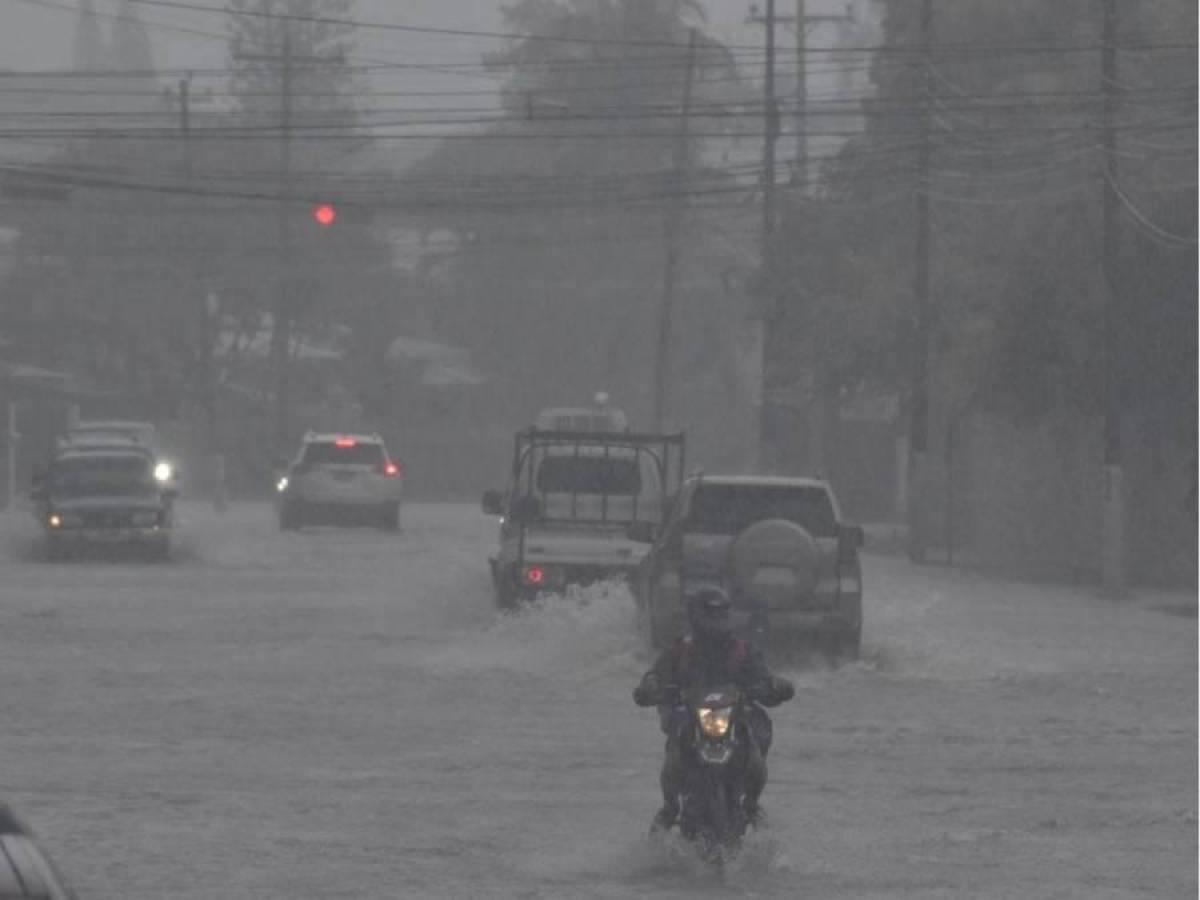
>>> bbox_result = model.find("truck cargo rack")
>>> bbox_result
[509,428,686,575]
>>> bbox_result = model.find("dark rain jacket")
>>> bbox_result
[633,634,777,707]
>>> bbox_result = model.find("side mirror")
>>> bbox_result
[626,520,656,543]
[481,489,504,516]
[509,494,542,525]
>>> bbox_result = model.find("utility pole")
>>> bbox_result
[274,24,295,453]
[906,0,934,564]
[791,0,850,188]
[794,0,808,188]
[178,73,224,506]
[235,22,297,452]
[5,402,17,513]
[652,29,697,432]
[178,75,192,170]
[1100,0,1125,596]
[752,0,781,474]
[793,0,852,478]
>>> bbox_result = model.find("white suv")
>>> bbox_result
[276,433,404,531]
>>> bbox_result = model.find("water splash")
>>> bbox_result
[416,579,645,679]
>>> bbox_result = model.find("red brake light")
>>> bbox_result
[334,437,357,448]
[524,566,545,586]
[383,462,402,478]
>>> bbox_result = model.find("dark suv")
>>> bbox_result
[32,446,176,561]
[632,475,865,657]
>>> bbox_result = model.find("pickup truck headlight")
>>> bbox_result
[153,462,173,483]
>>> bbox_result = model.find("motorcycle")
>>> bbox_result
[658,683,769,865]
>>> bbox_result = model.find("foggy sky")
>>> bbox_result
[0,0,773,75]
[0,0,506,72]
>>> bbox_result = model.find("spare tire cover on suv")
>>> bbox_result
[727,518,820,606]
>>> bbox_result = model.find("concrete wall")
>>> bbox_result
[923,411,1197,588]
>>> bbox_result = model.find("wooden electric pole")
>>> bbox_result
[272,25,296,453]
[755,0,781,473]
[652,29,698,432]
[906,0,934,564]
[1100,0,1126,596]
[234,23,309,452]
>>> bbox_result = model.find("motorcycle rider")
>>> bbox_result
[633,584,794,831]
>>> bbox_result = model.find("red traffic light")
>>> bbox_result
[312,203,337,227]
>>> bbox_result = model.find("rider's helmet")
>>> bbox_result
[685,584,733,641]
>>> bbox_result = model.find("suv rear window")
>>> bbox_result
[301,442,385,466]
[536,456,642,495]
[688,484,838,537]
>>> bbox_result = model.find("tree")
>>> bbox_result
[796,0,1196,578]
[405,0,755,440]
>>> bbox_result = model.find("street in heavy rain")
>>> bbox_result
[0,1,1196,899]
[1,502,1194,900]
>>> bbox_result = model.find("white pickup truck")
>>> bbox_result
[482,414,685,609]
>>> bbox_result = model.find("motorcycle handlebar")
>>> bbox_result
[636,678,794,708]
[748,676,795,706]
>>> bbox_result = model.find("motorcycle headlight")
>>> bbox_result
[49,513,82,529]
[697,706,733,739]
[153,462,173,483]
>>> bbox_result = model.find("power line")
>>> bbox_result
[5,82,1194,121]
[1,116,1190,140]
[55,0,1200,57]
[1,77,1194,105]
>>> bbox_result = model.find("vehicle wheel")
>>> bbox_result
[279,501,303,531]
[495,572,520,612]
[826,623,861,663]
[841,623,862,661]
[146,539,171,563]
[700,778,739,863]
[378,502,400,532]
